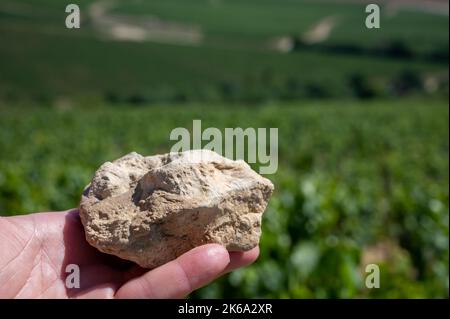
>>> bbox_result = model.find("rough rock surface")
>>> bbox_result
[79,150,274,269]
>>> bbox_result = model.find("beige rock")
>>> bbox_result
[79,150,274,269]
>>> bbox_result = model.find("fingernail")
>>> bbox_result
[206,245,226,258]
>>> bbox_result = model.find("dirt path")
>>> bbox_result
[302,16,339,44]
[88,0,203,44]
[384,0,449,16]
[316,0,449,16]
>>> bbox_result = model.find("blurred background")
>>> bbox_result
[0,0,448,298]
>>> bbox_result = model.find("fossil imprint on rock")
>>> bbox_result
[79,150,274,269]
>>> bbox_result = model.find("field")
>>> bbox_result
[0,0,448,299]
[0,0,448,102]
[113,0,448,53]
[0,99,448,298]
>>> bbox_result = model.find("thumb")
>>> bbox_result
[115,244,230,299]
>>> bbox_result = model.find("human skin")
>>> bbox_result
[0,209,259,298]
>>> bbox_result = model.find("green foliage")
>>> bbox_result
[0,0,448,103]
[114,0,449,55]
[0,0,448,299]
[0,99,448,298]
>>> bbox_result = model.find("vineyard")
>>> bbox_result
[0,0,448,103]
[0,99,448,298]
[0,0,448,298]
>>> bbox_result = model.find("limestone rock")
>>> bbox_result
[79,150,274,269]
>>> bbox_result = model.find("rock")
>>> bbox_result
[79,150,274,269]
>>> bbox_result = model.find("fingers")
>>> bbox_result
[120,246,260,291]
[115,244,230,299]
[224,246,260,274]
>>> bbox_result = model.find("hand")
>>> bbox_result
[0,209,259,298]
